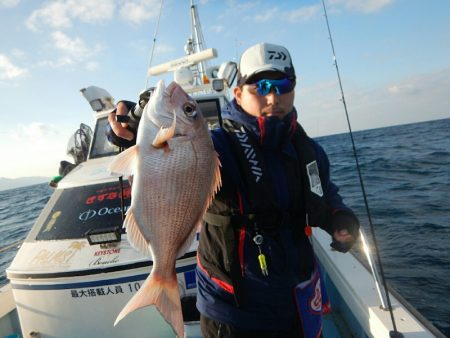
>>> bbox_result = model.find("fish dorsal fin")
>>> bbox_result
[152,112,176,148]
[109,145,139,176]
[209,151,222,207]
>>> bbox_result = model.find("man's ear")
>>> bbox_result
[234,86,242,105]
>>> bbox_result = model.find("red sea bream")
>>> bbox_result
[109,80,221,337]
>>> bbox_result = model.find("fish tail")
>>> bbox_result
[114,272,184,337]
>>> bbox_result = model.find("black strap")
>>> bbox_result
[222,119,278,214]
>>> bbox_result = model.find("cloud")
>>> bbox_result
[244,0,393,24]
[387,83,419,96]
[26,2,71,31]
[36,31,102,70]
[254,7,279,22]
[0,54,28,80]
[118,0,162,24]
[26,0,115,31]
[86,61,100,71]
[251,5,320,24]
[329,0,394,14]
[225,0,259,12]
[286,5,321,22]
[11,48,26,59]
[386,70,450,98]
[210,25,224,33]
[155,43,175,54]
[2,123,71,178]
[18,122,60,139]
[52,31,91,60]
[32,31,103,71]
[128,40,174,56]
[0,0,19,8]
[26,0,163,31]
[298,67,450,136]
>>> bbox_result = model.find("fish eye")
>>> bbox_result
[183,102,197,117]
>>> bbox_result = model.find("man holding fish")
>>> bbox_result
[108,43,359,338]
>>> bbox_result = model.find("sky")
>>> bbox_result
[0,0,449,179]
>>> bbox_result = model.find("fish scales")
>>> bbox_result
[109,80,221,337]
[136,141,212,271]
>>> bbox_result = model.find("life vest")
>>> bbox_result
[197,117,332,307]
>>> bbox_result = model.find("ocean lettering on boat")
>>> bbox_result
[79,205,130,221]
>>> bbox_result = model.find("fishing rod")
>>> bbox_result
[320,1,403,337]
[144,0,165,89]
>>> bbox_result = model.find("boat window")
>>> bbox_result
[89,116,120,159]
[196,98,223,127]
[35,181,130,241]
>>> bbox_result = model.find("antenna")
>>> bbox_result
[190,1,208,84]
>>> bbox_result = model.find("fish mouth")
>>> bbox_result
[166,83,177,97]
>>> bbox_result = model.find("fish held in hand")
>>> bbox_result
[109,80,221,337]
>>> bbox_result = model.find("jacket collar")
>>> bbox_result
[222,99,298,150]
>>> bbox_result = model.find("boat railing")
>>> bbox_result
[0,240,23,256]
[0,240,23,288]
[348,234,447,338]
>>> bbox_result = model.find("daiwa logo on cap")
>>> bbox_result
[238,42,296,83]
[267,50,288,61]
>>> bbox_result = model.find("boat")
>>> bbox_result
[0,1,446,338]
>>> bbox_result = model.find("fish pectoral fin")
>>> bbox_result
[152,110,177,148]
[114,273,184,338]
[109,145,139,176]
[152,125,175,148]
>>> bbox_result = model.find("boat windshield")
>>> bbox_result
[89,116,120,159]
[34,180,130,241]
[196,97,224,127]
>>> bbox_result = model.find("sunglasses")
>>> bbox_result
[248,78,295,96]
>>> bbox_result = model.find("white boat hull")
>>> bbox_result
[9,256,199,338]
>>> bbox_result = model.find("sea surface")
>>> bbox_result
[1,118,449,336]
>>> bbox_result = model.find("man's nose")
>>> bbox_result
[265,89,279,103]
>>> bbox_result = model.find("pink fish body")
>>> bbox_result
[109,80,221,337]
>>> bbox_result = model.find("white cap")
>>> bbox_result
[237,43,295,84]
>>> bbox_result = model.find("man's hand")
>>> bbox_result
[107,101,134,141]
[330,211,360,253]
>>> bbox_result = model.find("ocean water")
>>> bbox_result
[0,118,449,336]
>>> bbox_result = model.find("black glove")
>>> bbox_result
[329,211,360,253]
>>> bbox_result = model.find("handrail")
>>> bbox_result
[359,228,388,309]
[0,240,23,254]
